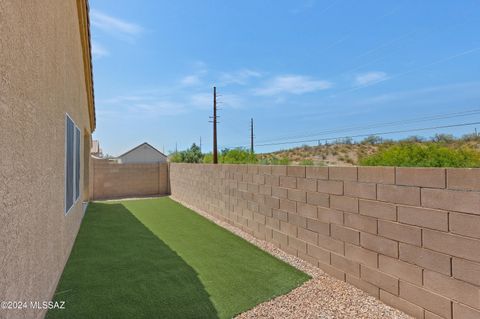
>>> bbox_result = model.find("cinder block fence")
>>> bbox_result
[90,158,169,199]
[169,163,480,319]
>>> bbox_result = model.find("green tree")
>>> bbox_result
[169,151,183,163]
[182,143,203,163]
[221,148,257,164]
[169,143,203,163]
[203,148,257,164]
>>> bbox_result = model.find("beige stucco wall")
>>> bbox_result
[0,1,92,319]
[170,164,480,319]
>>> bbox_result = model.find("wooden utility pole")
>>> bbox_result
[213,87,218,164]
[250,118,254,154]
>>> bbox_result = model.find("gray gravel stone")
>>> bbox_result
[171,197,412,319]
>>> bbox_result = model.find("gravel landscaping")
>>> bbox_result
[172,197,412,319]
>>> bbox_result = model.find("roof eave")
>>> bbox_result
[118,142,168,158]
[76,0,96,132]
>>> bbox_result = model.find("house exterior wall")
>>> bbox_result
[0,1,93,319]
[117,145,167,164]
[170,164,480,319]
[91,158,169,200]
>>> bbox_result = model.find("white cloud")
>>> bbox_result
[254,75,332,95]
[100,94,156,105]
[98,92,186,118]
[179,61,209,86]
[90,10,143,41]
[358,81,480,105]
[354,71,388,86]
[219,69,262,85]
[91,41,109,58]
[192,60,207,70]
[181,75,202,86]
[190,93,211,109]
[220,94,245,109]
[131,101,186,116]
[291,0,316,14]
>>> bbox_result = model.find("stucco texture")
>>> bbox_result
[0,1,92,319]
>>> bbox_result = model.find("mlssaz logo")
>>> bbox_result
[31,301,66,310]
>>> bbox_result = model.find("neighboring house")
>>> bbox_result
[91,139,103,157]
[116,142,168,164]
[0,1,95,319]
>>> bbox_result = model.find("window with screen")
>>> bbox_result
[65,114,81,214]
[75,126,81,201]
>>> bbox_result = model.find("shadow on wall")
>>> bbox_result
[46,203,218,319]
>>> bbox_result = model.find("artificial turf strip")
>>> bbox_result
[47,197,310,319]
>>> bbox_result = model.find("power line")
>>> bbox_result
[332,47,480,97]
[255,108,480,144]
[245,121,480,148]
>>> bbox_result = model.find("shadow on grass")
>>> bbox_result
[47,203,218,319]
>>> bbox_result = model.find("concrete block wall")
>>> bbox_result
[170,163,480,319]
[91,158,169,199]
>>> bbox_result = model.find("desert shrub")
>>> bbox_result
[299,159,314,166]
[461,133,480,142]
[202,153,213,163]
[361,135,382,145]
[222,148,257,164]
[259,156,291,165]
[203,148,257,164]
[346,157,355,165]
[359,143,480,167]
[400,135,425,143]
[431,133,455,144]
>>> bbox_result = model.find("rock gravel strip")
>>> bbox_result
[173,197,412,319]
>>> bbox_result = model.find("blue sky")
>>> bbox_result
[90,0,480,155]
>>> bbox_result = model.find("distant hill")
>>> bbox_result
[257,135,480,166]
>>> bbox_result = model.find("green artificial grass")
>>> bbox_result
[47,197,309,319]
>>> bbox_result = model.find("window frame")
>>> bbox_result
[65,113,82,215]
[75,126,81,202]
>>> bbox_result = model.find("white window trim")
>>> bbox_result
[65,113,82,215]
